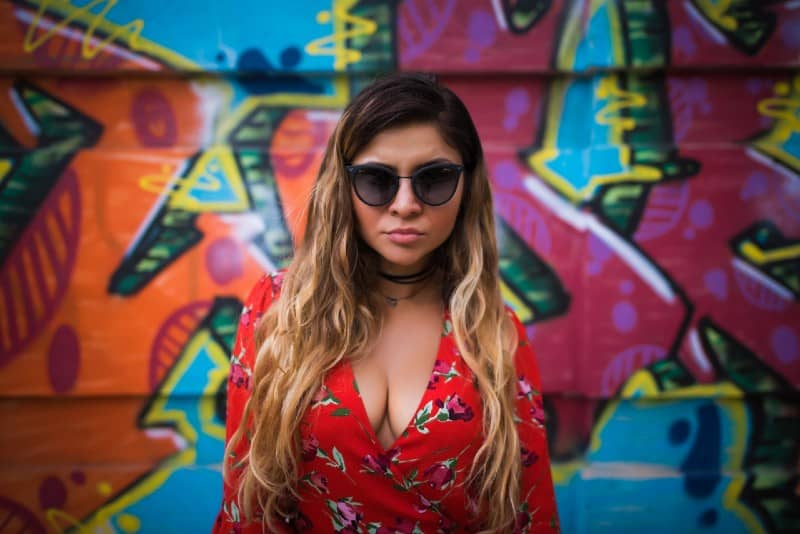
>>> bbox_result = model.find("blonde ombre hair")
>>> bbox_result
[225,73,522,532]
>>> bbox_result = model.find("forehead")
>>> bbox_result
[351,122,461,166]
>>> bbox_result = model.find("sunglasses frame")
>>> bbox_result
[346,162,464,207]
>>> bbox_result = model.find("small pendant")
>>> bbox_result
[385,296,398,307]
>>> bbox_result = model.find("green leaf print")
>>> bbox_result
[331,407,351,416]
[414,400,434,433]
[442,319,453,337]
[332,446,346,472]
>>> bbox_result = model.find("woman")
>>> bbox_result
[214,73,558,533]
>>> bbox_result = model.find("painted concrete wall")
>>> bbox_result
[0,1,798,532]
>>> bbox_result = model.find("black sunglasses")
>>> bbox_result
[346,162,464,207]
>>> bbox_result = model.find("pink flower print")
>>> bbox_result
[240,306,252,328]
[230,363,250,390]
[530,397,546,426]
[424,462,454,490]
[436,394,474,422]
[271,271,285,294]
[520,446,539,467]
[312,386,327,404]
[307,471,329,493]
[414,493,433,513]
[336,500,363,530]
[434,359,451,374]
[517,376,534,400]
[362,447,400,475]
[302,434,319,462]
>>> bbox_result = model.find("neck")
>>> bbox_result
[376,268,441,307]
[378,262,436,285]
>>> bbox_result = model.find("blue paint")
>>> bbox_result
[68,0,341,72]
[669,418,690,445]
[236,49,323,94]
[681,403,721,499]
[699,508,718,527]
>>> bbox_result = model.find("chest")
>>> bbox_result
[351,306,445,446]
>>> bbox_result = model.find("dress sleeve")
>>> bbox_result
[508,308,561,533]
[213,274,277,534]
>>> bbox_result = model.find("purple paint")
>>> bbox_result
[740,172,769,200]
[601,344,668,396]
[38,476,66,510]
[493,191,553,255]
[771,326,798,364]
[587,233,612,276]
[503,88,530,131]
[746,77,766,95]
[634,181,689,242]
[733,267,790,311]
[47,325,80,394]
[612,301,637,333]
[703,268,728,301]
[669,78,711,141]
[131,88,178,147]
[779,18,800,48]
[398,0,458,63]
[492,160,521,190]
[683,228,696,240]
[526,324,536,342]
[619,280,634,295]
[206,237,244,285]
[672,25,697,58]
[778,179,800,222]
[689,200,713,229]
[464,9,496,63]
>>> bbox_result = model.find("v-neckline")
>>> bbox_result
[346,309,451,454]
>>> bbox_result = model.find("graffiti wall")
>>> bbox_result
[0,0,798,532]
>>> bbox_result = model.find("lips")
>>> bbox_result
[386,228,424,244]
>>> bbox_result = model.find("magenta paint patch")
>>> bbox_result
[131,88,177,147]
[0,169,80,366]
[0,496,47,534]
[47,325,80,394]
[38,476,66,510]
[70,470,86,485]
[206,237,244,285]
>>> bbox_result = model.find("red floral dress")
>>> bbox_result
[214,273,559,533]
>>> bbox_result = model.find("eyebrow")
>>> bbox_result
[357,158,455,173]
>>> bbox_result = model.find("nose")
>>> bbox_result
[389,177,422,217]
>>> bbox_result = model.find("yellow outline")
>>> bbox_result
[22,0,198,69]
[306,0,377,71]
[168,146,250,213]
[740,241,800,266]
[80,328,229,530]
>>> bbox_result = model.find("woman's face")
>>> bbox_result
[350,122,464,275]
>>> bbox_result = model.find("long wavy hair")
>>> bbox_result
[225,73,521,532]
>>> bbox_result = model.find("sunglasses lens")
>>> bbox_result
[414,165,461,205]
[352,167,397,205]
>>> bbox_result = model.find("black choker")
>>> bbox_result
[378,264,435,285]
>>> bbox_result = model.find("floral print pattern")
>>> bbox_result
[213,274,559,533]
